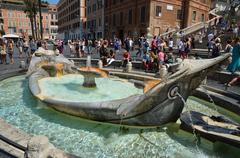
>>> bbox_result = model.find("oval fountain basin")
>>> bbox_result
[1,75,240,158]
[38,74,143,103]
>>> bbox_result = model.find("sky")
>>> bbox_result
[47,0,59,4]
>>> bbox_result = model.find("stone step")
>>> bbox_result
[194,87,240,115]
[202,85,240,101]
[206,77,240,94]
[0,139,25,158]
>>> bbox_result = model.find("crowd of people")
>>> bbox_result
[0,38,15,64]
[0,17,239,86]
[0,37,65,64]
[64,24,239,74]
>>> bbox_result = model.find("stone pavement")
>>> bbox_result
[0,46,28,75]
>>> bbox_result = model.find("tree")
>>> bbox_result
[23,0,35,40]
[32,0,39,39]
[38,0,43,40]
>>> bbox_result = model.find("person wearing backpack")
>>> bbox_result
[212,38,222,58]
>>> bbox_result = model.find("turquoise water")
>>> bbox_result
[38,74,143,102]
[0,76,239,158]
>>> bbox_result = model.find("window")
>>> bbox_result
[140,6,146,23]
[105,16,109,26]
[192,11,196,21]
[155,6,162,17]
[99,18,102,26]
[93,4,96,12]
[113,14,116,26]
[88,6,91,14]
[120,12,123,25]
[105,0,108,8]
[97,0,102,9]
[201,14,205,22]
[128,9,132,24]
[177,10,182,20]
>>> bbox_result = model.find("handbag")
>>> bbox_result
[1,49,6,55]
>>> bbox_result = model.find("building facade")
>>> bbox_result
[57,0,86,40]
[86,0,104,40]
[104,0,211,40]
[48,4,58,40]
[0,0,50,39]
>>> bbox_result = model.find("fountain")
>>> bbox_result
[26,48,231,126]
[0,76,239,157]
[71,55,108,88]
[0,48,239,157]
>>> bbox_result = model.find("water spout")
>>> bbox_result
[86,55,92,69]
[201,86,218,113]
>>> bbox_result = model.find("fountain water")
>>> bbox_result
[177,93,202,154]
[72,55,108,88]
[1,79,238,158]
[201,86,218,113]
[86,55,92,68]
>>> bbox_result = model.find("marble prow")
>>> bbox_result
[186,53,231,74]
[115,53,231,118]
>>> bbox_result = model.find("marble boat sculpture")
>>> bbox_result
[180,111,240,148]
[28,48,231,126]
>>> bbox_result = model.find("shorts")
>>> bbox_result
[8,51,13,58]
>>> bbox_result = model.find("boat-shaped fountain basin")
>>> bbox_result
[28,49,231,126]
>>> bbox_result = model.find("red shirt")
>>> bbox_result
[123,52,130,59]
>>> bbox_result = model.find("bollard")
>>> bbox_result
[98,60,103,69]
[20,60,26,69]
[159,65,168,79]
[126,62,132,72]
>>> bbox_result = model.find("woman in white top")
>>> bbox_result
[168,37,174,52]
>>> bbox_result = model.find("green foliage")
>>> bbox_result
[41,1,49,5]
